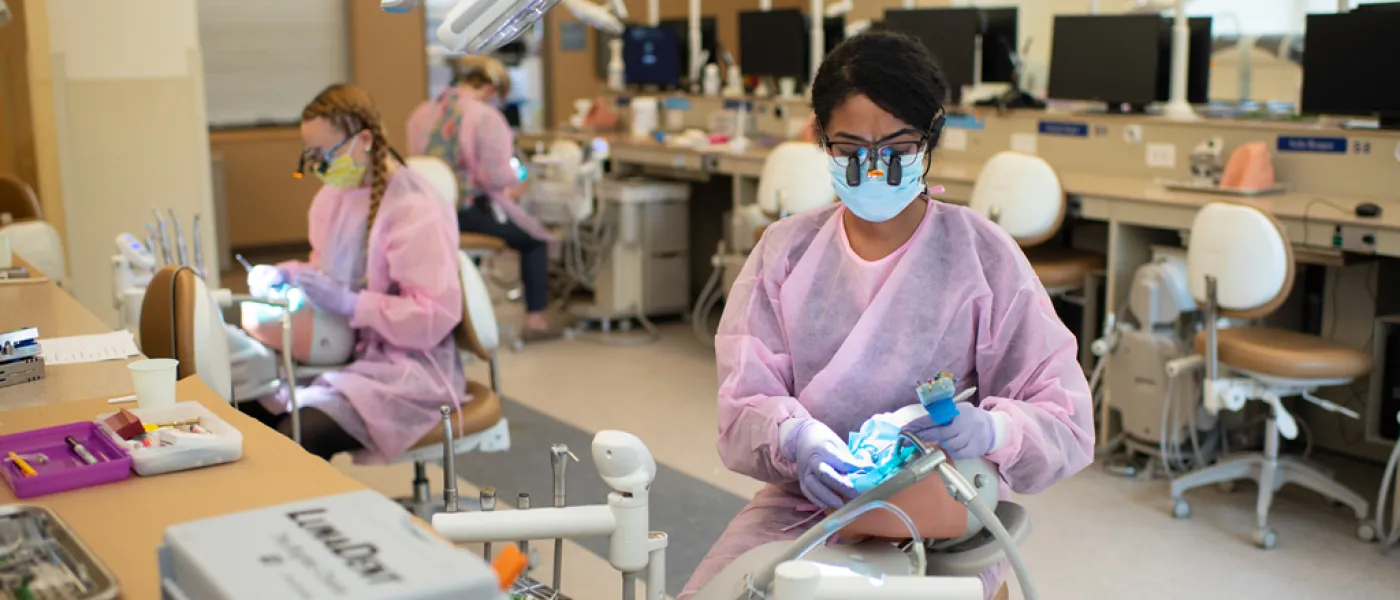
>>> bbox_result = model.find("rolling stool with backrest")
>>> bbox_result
[407,155,509,260]
[0,176,66,286]
[969,151,1105,368]
[1171,202,1374,548]
[0,175,42,224]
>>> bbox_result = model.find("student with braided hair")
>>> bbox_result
[243,83,467,462]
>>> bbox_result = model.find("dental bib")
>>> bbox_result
[240,285,356,366]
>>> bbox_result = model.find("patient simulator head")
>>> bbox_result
[240,285,356,367]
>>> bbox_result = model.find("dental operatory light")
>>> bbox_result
[381,0,563,54]
[561,0,628,34]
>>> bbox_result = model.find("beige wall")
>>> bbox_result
[19,0,64,242]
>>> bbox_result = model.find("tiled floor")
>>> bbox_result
[227,262,1400,599]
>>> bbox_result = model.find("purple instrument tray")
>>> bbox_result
[0,421,132,498]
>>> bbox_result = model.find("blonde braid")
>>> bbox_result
[302,83,395,289]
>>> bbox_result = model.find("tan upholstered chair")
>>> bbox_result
[0,175,41,224]
[969,151,1105,365]
[1170,202,1373,548]
[139,266,233,401]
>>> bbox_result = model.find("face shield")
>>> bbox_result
[437,0,562,55]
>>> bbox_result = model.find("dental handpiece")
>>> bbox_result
[192,213,205,278]
[235,254,255,273]
[144,223,166,266]
[169,208,189,267]
[480,487,497,560]
[151,210,173,266]
[550,444,577,591]
[441,406,459,513]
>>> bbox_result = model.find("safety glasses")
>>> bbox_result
[294,133,359,179]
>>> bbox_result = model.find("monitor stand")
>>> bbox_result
[1105,102,1149,115]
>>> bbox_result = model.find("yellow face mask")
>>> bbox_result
[315,138,367,189]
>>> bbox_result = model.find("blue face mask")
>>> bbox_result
[827,151,926,223]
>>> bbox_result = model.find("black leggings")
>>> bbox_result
[458,202,549,313]
[237,401,363,461]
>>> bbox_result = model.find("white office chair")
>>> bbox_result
[970,151,1104,366]
[1171,202,1373,548]
[1,219,68,287]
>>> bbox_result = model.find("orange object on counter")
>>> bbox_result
[1221,141,1276,191]
[492,544,530,591]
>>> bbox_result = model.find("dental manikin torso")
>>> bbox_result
[681,32,1094,600]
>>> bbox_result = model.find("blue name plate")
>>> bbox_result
[722,99,754,112]
[663,97,692,111]
[1277,136,1347,154]
[1037,120,1090,137]
[616,96,632,107]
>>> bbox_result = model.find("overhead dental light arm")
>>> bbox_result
[1133,0,1198,120]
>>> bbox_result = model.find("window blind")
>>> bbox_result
[198,0,350,127]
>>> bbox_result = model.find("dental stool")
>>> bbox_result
[0,218,67,287]
[1171,202,1373,548]
[406,155,509,260]
[139,266,234,401]
[969,151,1104,367]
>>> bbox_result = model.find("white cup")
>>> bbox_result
[778,77,797,98]
[128,358,179,409]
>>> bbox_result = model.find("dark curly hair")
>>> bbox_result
[810,31,949,154]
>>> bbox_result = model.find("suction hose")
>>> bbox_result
[692,241,728,347]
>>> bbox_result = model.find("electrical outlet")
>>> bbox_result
[1146,143,1177,169]
[1123,124,1144,144]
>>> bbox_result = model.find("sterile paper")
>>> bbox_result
[38,331,141,365]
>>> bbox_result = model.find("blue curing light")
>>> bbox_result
[916,372,960,426]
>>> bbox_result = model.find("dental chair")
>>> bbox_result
[694,142,833,345]
[407,155,508,261]
[0,174,41,224]
[138,265,234,402]
[969,151,1104,367]
[1171,202,1374,548]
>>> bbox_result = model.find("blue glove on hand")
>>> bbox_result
[906,403,998,459]
[784,419,873,510]
[247,264,288,298]
[294,270,358,317]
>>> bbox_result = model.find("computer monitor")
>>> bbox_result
[1048,15,1162,110]
[659,17,719,77]
[981,8,1018,83]
[1354,2,1400,10]
[1301,12,1400,126]
[739,9,810,80]
[623,26,682,88]
[1154,17,1212,104]
[883,8,980,104]
[825,16,845,55]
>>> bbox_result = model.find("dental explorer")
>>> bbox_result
[550,444,579,591]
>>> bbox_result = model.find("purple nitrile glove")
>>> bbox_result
[783,419,873,510]
[247,264,288,298]
[294,270,359,317]
[905,403,997,459]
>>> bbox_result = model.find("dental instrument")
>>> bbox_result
[144,223,166,266]
[481,487,498,560]
[235,254,254,273]
[169,209,189,268]
[517,492,531,555]
[152,210,174,266]
[551,444,579,590]
[192,213,205,279]
[441,406,460,514]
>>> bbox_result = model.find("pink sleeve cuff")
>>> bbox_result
[348,290,382,330]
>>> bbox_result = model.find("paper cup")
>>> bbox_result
[128,358,179,409]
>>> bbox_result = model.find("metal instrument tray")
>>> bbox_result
[0,504,118,599]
